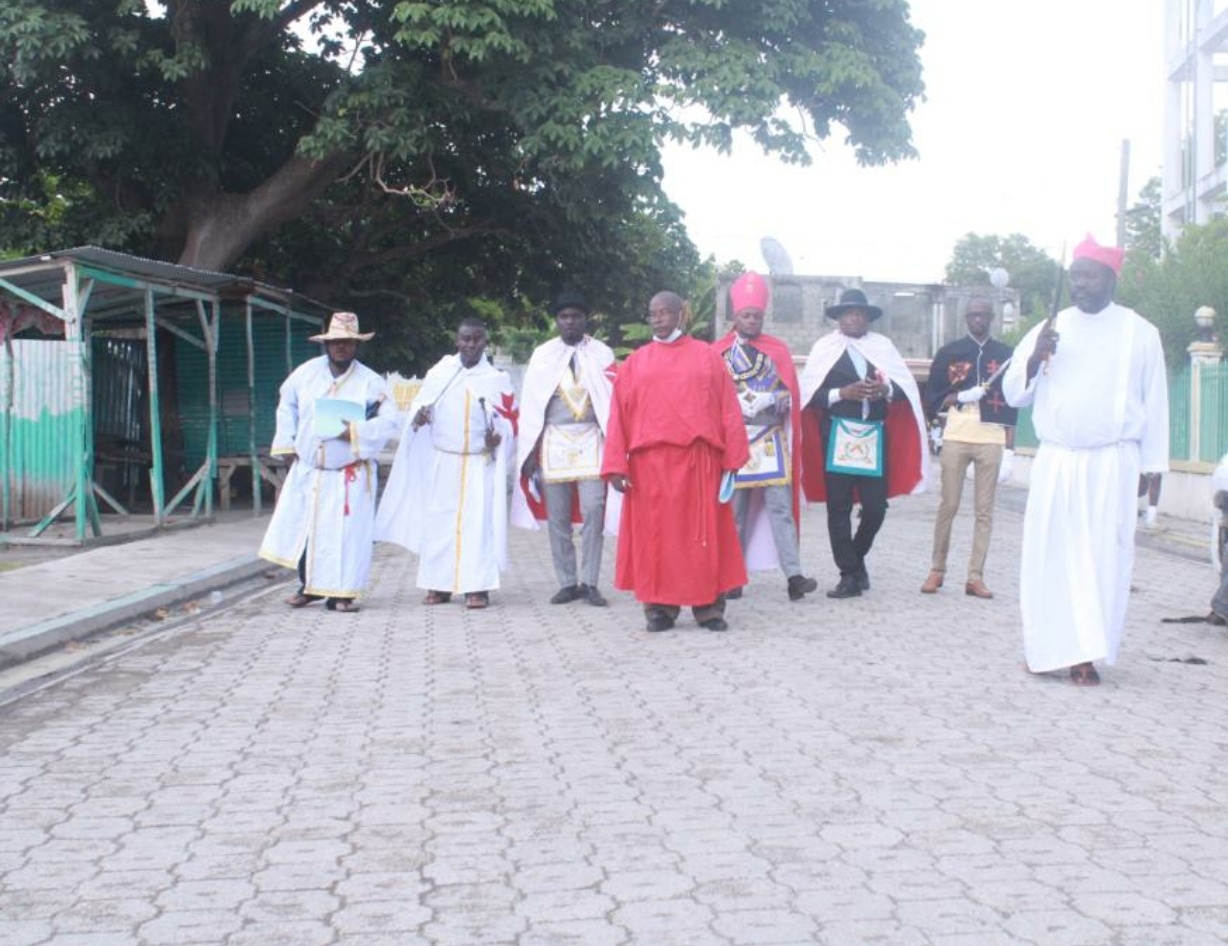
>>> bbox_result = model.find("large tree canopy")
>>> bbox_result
[944,232,1061,320]
[2,0,924,366]
[1119,218,1228,369]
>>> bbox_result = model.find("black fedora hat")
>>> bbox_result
[825,288,882,321]
[552,290,589,315]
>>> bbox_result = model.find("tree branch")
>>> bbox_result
[239,0,324,59]
[337,221,505,275]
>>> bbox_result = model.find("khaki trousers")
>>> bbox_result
[930,440,1002,581]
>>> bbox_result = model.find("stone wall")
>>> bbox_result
[716,274,1020,362]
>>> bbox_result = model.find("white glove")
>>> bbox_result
[997,449,1014,485]
[740,392,774,418]
[956,386,986,404]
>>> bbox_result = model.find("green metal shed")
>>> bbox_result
[0,247,329,543]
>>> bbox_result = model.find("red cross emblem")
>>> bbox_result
[495,392,519,437]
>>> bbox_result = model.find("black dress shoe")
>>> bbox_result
[786,575,818,601]
[550,585,583,605]
[855,566,870,591]
[725,586,743,600]
[583,585,609,607]
[700,617,729,631]
[826,576,862,599]
[645,614,675,632]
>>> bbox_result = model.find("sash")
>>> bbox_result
[541,423,602,482]
[941,404,980,442]
[827,418,884,477]
[735,425,790,488]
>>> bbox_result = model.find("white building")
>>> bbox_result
[1164,0,1228,238]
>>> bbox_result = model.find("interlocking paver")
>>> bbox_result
[1,491,1227,945]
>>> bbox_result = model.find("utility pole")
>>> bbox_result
[1116,138,1130,247]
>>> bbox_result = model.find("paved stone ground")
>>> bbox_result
[2,485,1227,946]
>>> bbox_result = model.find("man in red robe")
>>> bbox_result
[602,290,750,632]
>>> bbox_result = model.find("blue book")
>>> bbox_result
[313,398,364,439]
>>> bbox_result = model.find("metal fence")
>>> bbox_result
[1013,361,1227,462]
[1197,361,1228,462]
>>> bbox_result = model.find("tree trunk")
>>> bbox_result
[176,151,353,273]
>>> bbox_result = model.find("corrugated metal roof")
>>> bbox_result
[0,246,333,320]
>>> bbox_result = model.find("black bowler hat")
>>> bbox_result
[825,288,882,322]
[552,290,589,316]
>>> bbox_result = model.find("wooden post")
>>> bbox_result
[196,299,220,518]
[61,262,89,542]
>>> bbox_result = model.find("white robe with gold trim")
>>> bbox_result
[258,356,397,597]
[376,355,516,593]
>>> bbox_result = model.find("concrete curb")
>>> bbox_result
[0,556,269,667]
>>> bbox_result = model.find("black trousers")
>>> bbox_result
[824,470,888,577]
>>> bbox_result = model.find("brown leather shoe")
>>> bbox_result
[920,571,944,594]
[965,579,994,599]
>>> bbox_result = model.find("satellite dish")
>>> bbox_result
[759,236,795,276]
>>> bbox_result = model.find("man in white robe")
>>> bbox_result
[511,291,620,607]
[376,317,517,609]
[259,312,397,612]
[1003,234,1169,686]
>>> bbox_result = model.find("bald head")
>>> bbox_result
[647,291,684,339]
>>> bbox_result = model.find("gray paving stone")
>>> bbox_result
[610,896,715,934]
[600,868,695,901]
[516,919,629,946]
[35,934,140,946]
[155,877,255,912]
[138,908,245,944]
[3,495,1228,945]
[51,897,159,932]
[225,921,337,946]
[711,908,819,944]
[516,888,616,923]
[0,918,53,946]
[331,900,432,934]
[816,918,932,945]
[513,861,604,893]
[419,908,527,945]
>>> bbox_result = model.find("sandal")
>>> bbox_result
[424,590,452,605]
[287,592,322,608]
[1069,662,1101,687]
[465,592,489,610]
[326,598,360,613]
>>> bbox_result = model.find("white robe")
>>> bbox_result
[258,356,397,597]
[510,334,621,533]
[798,328,930,495]
[376,355,516,593]
[1003,302,1169,671]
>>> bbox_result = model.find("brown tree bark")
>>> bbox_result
[174,152,354,272]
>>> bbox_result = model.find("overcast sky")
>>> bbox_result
[660,0,1166,285]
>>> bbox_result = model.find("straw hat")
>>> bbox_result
[309,311,374,342]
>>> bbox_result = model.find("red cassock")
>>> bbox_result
[601,337,750,606]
